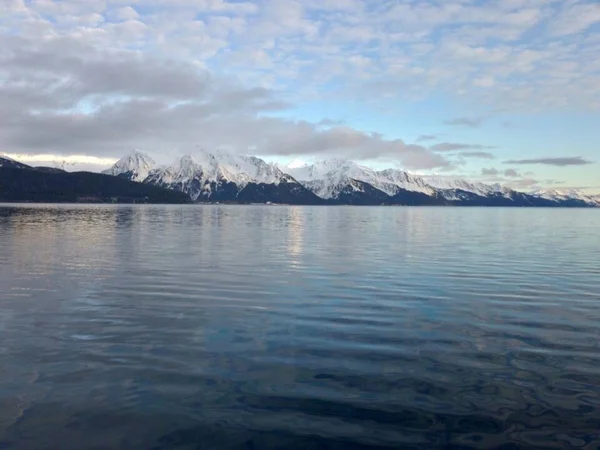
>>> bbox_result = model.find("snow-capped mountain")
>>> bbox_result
[0,154,190,203]
[100,150,599,207]
[532,189,600,207]
[284,160,436,199]
[285,159,376,199]
[280,159,599,207]
[102,150,155,182]
[145,154,244,201]
[423,175,506,197]
[376,169,437,196]
[2,150,597,207]
[201,151,293,187]
[283,160,497,202]
[103,150,321,204]
[144,152,306,201]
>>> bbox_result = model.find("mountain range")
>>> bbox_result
[0,155,190,203]
[100,150,600,207]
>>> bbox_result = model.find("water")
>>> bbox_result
[1,204,599,449]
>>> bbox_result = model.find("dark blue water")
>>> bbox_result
[1,204,599,449]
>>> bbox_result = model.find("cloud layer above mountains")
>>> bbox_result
[0,24,452,170]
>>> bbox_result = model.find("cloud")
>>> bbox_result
[552,185,600,192]
[444,117,484,128]
[0,33,452,170]
[259,125,452,169]
[431,142,495,152]
[474,76,495,88]
[416,134,438,142]
[504,157,594,166]
[461,152,495,159]
[481,168,499,176]
[549,2,600,37]
[317,118,345,127]
[6,0,597,115]
[307,0,363,11]
[114,6,140,21]
[508,178,542,189]
[4,154,117,165]
[479,168,551,191]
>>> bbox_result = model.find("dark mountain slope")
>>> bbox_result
[0,167,190,203]
[236,179,325,205]
[0,156,31,170]
[329,179,391,205]
[33,166,67,173]
[389,188,446,206]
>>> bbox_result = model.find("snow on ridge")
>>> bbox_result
[377,169,436,195]
[102,151,598,205]
[104,149,294,191]
[285,159,439,198]
[102,149,156,182]
[533,188,600,205]
[423,175,504,196]
[284,159,378,199]
[0,153,18,163]
[284,159,443,198]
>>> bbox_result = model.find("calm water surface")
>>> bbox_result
[1,204,599,449]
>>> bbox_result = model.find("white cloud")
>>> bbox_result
[550,2,600,36]
[114,6,140,21]
[474,76,495,88]
[307,0,362,11]
[4,153,118,167]
[0,32,454,170]
[7,0,596,113]
[6,0,28,13]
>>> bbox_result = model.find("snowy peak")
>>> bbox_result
[424,175,502,194]
[177,150,291,186]
[284,159,375,199]
[100,151,599,206]
[284,159,435,198]
[286,159,372,183]
[280,158,571,204]
[102,150,156,182]
[106,149,304,201]
[533,189,600,206]
[214,153,287,186]
[104,149,294,187]
[376,169,437,196]
[534,188,581,198]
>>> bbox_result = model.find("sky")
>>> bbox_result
[1,0,599,193]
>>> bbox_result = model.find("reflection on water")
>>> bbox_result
[1,204,600,449]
